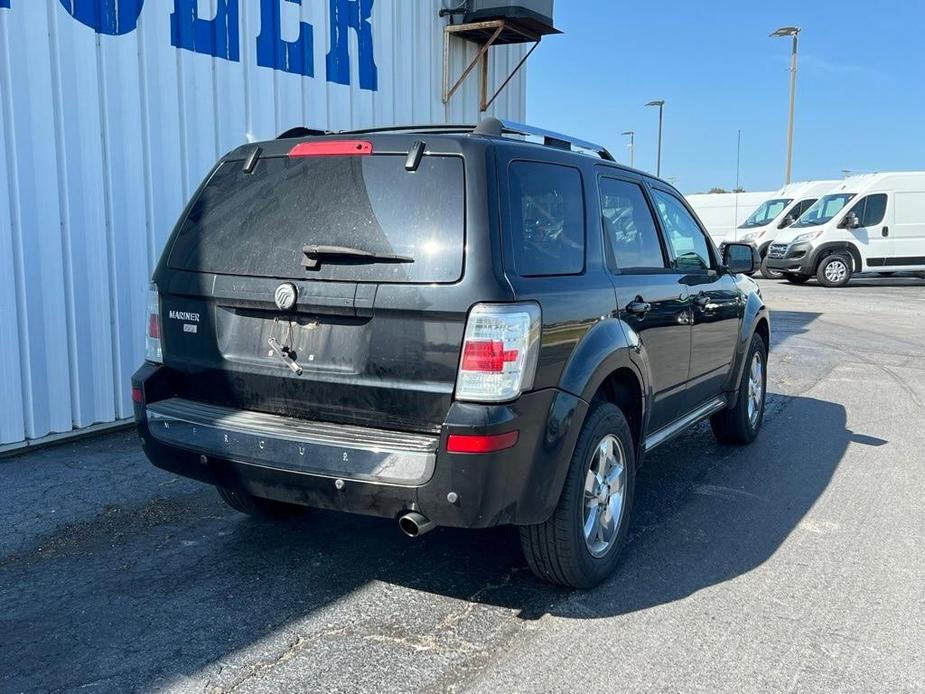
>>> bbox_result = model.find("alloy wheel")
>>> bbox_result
[747,351,764,427]
[582,434,627,558]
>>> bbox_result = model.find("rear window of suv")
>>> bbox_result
[508,161,585,276]
[167,154,465,283]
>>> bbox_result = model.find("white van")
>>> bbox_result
[765,172,925,287]
[685,191,773,247]
[733,180,839,278]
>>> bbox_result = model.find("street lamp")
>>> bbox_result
[770,26,801,184]
[645,100,665,177]
[620,130,635,168]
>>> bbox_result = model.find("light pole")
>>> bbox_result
[620,130,635,168]
[646,100,665,177]
[770,26,801,184]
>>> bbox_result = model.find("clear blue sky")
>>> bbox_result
[526,1,925,194]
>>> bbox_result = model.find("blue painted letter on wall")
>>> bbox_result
[56,0,145,36]
[326,0,377,91]
[257,0,314,77]
[171,0,240,61]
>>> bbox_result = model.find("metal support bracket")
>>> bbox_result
[442,20,540,112]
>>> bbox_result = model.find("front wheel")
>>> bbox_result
[816,254,853,287]
[711,333,767,445]
[759,257,784,280]
[520,402,636,589]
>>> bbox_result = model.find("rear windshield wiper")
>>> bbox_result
[301,245,414,269]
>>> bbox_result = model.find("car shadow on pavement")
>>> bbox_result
[0,396,873,691]
[766,309,821,346]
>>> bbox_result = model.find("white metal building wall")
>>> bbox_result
[0,0,529,445]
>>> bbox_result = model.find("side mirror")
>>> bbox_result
[840,212,860,230]
[723,243,755,274]
[779,214,796,229]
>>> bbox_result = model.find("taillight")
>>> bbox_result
[447,431,520,454]
[455,303,541,403]
[145,285,162,364]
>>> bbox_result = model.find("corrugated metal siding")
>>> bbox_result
[0,0,528,445]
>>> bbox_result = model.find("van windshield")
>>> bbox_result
[167,154,465,283]
[739,198,792,229]
[791,193,856,228]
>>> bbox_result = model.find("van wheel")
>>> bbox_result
[216,486,308,519]
[784,274,811,284]
[816,254,852,287]
[711,333,767,445]
[519,402,635,589]
[759,258,784,280]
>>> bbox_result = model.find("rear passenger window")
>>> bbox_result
[599,178,665,270]
[509,162,585,276]
[850,194,888,227]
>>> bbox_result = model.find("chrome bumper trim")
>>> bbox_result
[146,398,438,486]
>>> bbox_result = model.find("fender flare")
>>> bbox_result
[809,242,863,274]
[724,291,770,402]
[558,318,653,458]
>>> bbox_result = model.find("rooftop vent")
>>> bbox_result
[463,1,559,37]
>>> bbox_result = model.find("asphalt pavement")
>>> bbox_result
[2,274,924,693]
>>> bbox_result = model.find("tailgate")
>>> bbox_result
[156,148,469,433]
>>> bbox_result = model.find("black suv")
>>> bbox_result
[133,119,769,588]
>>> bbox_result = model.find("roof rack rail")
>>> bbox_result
[473,117,615,161]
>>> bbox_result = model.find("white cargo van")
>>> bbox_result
[685,191,773,247]
[732,180,839,278]
[765,172,925,287]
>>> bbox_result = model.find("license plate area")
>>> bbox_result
[215,307,372,374]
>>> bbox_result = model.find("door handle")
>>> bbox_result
[625,299,651,316]
[882,226,889,237]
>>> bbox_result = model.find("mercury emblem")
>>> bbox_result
[274,283,297,311]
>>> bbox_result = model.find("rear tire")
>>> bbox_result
[816,254,853,287]
[784,274,811,285]
[711,333,767,445]
[759,257,784,280]
[520,402,636,589]
[216,486,308,520]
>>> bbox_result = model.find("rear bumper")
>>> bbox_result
[133,364,586,529]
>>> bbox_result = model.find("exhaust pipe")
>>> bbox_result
[399,511,435,538]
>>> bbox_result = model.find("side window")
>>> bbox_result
[791,198,816,219]
[509,162,585,276]
[599,178,666,270]
[650,189,713,272]
[850,194,888,227]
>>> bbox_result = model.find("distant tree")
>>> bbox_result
[707,187,729,194]
[732,186,747,193]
